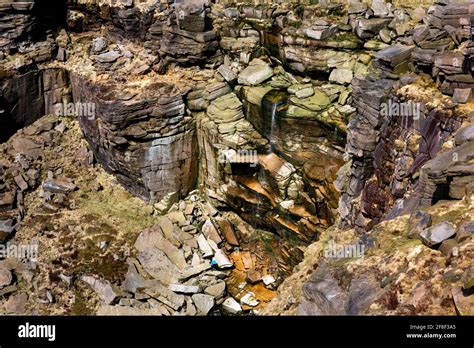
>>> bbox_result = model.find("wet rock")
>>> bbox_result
[419,222,457,248]
[238,59,274,86]
[246,270,261,284]
[191,293,215,315]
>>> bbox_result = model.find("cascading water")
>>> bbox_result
[261,90,289,154]
[269,102,277,152]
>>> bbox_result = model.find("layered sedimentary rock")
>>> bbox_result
[1,0,473,317]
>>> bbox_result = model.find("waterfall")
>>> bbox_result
[269,102,278,152]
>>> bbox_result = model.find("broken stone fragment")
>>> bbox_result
[246,270,261,284]
[222,297,242,315]
[0,269,13,288]
[4,293,28,314]
[452,287,474,315]
[204,281,226,299]
[217,64,237,84]
[202,219,222,245]
[407,211,432,239]
[43,179,76,194]
[216,219,239,246]
[14,175,28,191]
[196,234,214,258]
[212,250,233,269]
[455,221,474,243]
[91,37,108,54]
[238,60,274,86]
[329,68,353,85]
[439,239,458,257]
[262,274,276,286]
[419,222,457,247]
[0,191,15,212]
[81,276,119,305]
[169,284,201,295]
[191,293,215,316]
[143,283,185,311]
[179,262,211,281]
[95,50,122,64]
[240,292,259,307]
[452,88,473,104]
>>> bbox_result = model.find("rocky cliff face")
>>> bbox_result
[0,0,473,316]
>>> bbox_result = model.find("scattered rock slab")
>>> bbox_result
[43,178,76,194]
[238,60,274,86]
[222,297,242,315]
[204,281,226,298]
[212,250,233,269]
[81,276,118,305]
[240,292,259,307]
[419,222,457,247]
[169,284,202,294]
[0,269,13,288]
[192,294,215,315]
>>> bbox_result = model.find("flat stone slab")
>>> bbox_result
[420,221,456,247]
[375,45,415,67]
